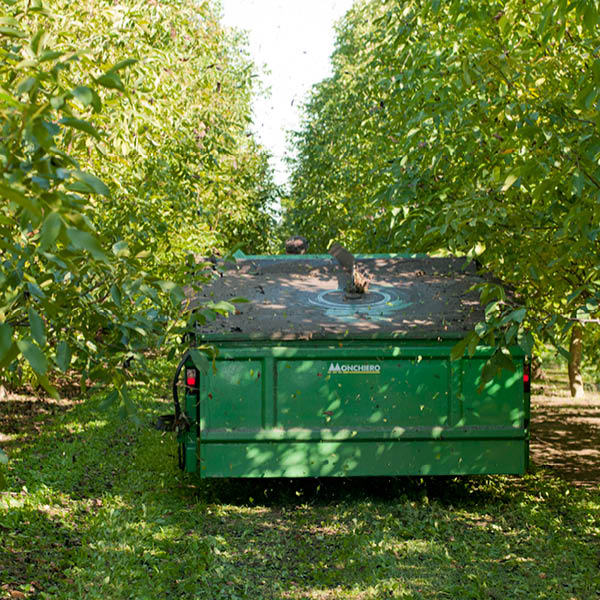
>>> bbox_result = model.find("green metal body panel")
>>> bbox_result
[179,340,530,477]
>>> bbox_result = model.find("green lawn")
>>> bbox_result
[1,363,599,600]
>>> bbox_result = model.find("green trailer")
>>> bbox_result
[172,252,530,478]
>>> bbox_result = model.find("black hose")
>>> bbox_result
[173,350,190,471]
[172,350,189,422]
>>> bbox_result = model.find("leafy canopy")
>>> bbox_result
[286,0,600,376]
[0,0,276,409]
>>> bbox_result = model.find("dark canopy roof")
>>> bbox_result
[193,254,485,341]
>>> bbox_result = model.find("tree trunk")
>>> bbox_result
[532,355,547,381]
[568,323,585,398]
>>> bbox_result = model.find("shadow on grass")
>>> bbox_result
[165,470,598,600]
[186,473,503,509]
[0,503,81,597]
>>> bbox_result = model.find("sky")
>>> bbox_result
[220,0,355,186]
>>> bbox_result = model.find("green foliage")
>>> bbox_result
[284,0,399,250]
[35,0,278,261]
[286,0,600,372]
[0,0,276,409]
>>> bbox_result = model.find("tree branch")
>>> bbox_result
[577,161,600,191]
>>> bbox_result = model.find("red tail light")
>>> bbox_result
[523,361,531,394]
[186,368,197,387]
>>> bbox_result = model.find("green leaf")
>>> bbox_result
[65,182,93,194]
[519,332,534,355]
[71,171,110,196]
[56,340,71,372]
[478,359,497,391]
[28,307,46,346]
[206,300,235,315]
[112,240,130,257]
[28,0,51,15]
[121,385,141,426]
[529,265,539,281]
[108,58,138,73]
[170,286,185,304]
[70,86,91,105]
[474,321,487,337]
[17,76,37,95]
[504,322,518,345]
[0,17,19,27]
[30,29,47,55]
[96,71,124,92]
[38,50,62,62]
[110,284,122,307]
[39,211,63,250]
[99,389,119,411]
[0,448,7,465]
[0,343,18,372]
[60,117,102,140]
[467,332,480,356]
[491,350,516,374]
[0,323,13,362]
[17,338,48,375]
[0,183,39,214]
[508,308,527,324]
[50,95,65,109]
[35,373,59,399]
[450,335,470,360]
[501,172,519,192]
[158,281,185,304]
[189,348,210,374]
[0,90,20,107]
[0,26,27,38]
[583,4,599,32]
[72,86,102,112]
[66,227,108,262]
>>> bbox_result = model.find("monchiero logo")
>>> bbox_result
[328,363,381,374]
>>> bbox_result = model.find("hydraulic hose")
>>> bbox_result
[172,350,190,471]
[172,350,189,422]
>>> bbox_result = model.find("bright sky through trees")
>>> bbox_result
[220,0,355,186]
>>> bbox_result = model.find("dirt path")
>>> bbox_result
[529,372,600,489]
[0,388,80,457]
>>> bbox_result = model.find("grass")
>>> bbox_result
[1,362,599,600]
